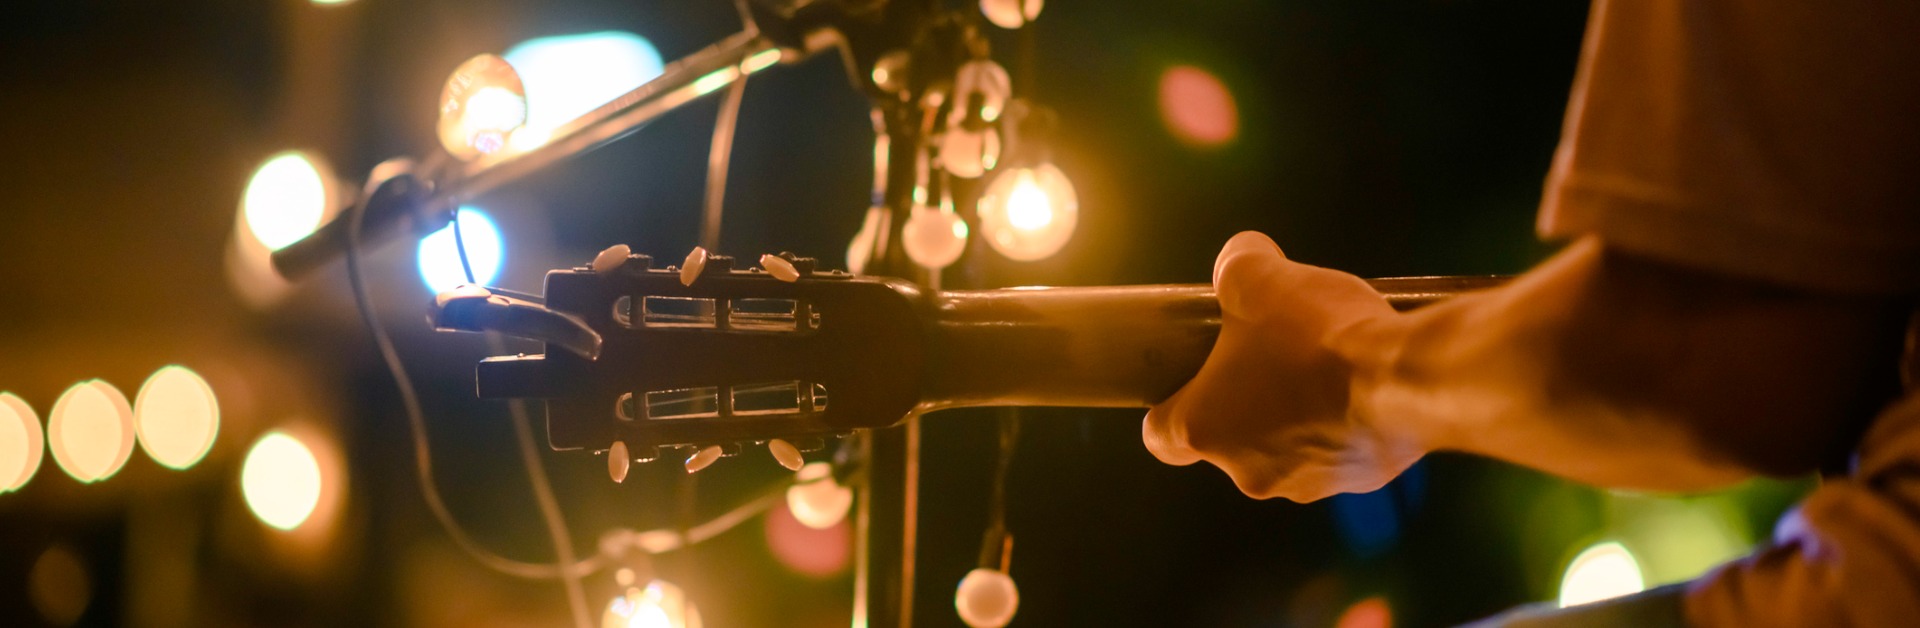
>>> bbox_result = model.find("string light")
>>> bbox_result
[0,393,43,492]
[416,208,504,294]
[437,54,528,161]
[980,0,1044,29]
[132,365,219,470]
[786,462,853,530]
[1158,65,1239,148]
[242,430,324,531]
[954,568,1019,628]
[1559,541,1645,607]
[242,152,333,252]
[47,381,135,484]
[902,204,969,269]
[976,163,1077,261]
[602,580,703,628]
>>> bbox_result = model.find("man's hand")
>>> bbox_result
[1142,232,1424,501]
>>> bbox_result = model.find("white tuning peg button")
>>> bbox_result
[955,568,1020,628]
[608,441,631,483]
[592,244,631,272]
[767,438,804,471]
[680,247,709,286]
[760,254,801,283]
[684,445,723,473]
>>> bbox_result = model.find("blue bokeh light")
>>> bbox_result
[504,31,664,134]
[417,208,503,294]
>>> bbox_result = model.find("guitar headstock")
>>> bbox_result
[465,250,931,463]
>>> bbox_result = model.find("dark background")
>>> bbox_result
[0,1,1809,626]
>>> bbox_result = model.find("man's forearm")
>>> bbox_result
[1335,237,1907,490]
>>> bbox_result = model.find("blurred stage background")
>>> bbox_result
[0,0,1811,626]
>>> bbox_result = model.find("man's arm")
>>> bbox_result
[1144,232,1908,500]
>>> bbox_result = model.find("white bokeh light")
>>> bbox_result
[242,431,324,531]
[1559,541,1646,607]
[0,393,44,492]
[417,208,504,294]
[786,462,854,530]
[48,381,136,484]
[133,366,219,470]
[243,152,331,251]
[602,580,702,628]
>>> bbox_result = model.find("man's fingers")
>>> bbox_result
[1142,393,1202,466]
[1214,231,1291,318]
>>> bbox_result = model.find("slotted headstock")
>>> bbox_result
[471,251,932,460]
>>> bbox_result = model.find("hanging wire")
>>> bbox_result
[977,408,1021,569]
[448,205,592,627]
[343,182,605,583]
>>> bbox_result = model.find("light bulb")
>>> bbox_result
[48,381,135,483]
[1559,542,1645,607]
[602,580,703,628]
[902,206,969,269]
[955,568,1019,628]
[0,393,43,492]
[941,128,1001,179]
[786,462,853,530]
[976,163,1077,261]
[438,54,528,161]
[980,0,1044,29]
[133,365,219,470]
[243,152,333,251]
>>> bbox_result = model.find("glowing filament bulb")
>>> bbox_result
[602,580,702,628]
[438,54,528,161]
[955,568,1020,628]
[977,163,1078,261]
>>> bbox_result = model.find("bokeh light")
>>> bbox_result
[133,365,219,470]
[47,381,136,483]
[242,430,323,531]
[954,568,1019,628]
[29,544,90,627]
[0,392,44,492]
[1334,597,1393,628]
[505,32,664,137]
[243,152,332,251]
[437,54,528,161]
[764,498,851,578]
[980,0,1044,29]
[902,206,969,269]
[1559,541,1645,607]
[787,462,854,530]
[976,163,1078,261]
[417,208,504,294]
[602,579,703,628]
[1158,65,1239,148]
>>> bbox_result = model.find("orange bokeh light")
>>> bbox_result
[1158,65,1239,148]
[1335,596,1392,628]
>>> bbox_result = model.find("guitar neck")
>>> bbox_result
[916,276,1503,413]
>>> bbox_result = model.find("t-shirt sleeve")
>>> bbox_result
[1538,0,1920,296]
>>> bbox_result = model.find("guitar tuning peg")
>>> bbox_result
[760,254,801,282]
[768,438,805,471]
[791,436,826,453]
[592,244,631,272]
[782,253,818,275]
[680,247,709,286]
[608,440,631,483]
[684,445,724,473]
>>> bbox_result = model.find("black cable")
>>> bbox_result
[343,186,601,581]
